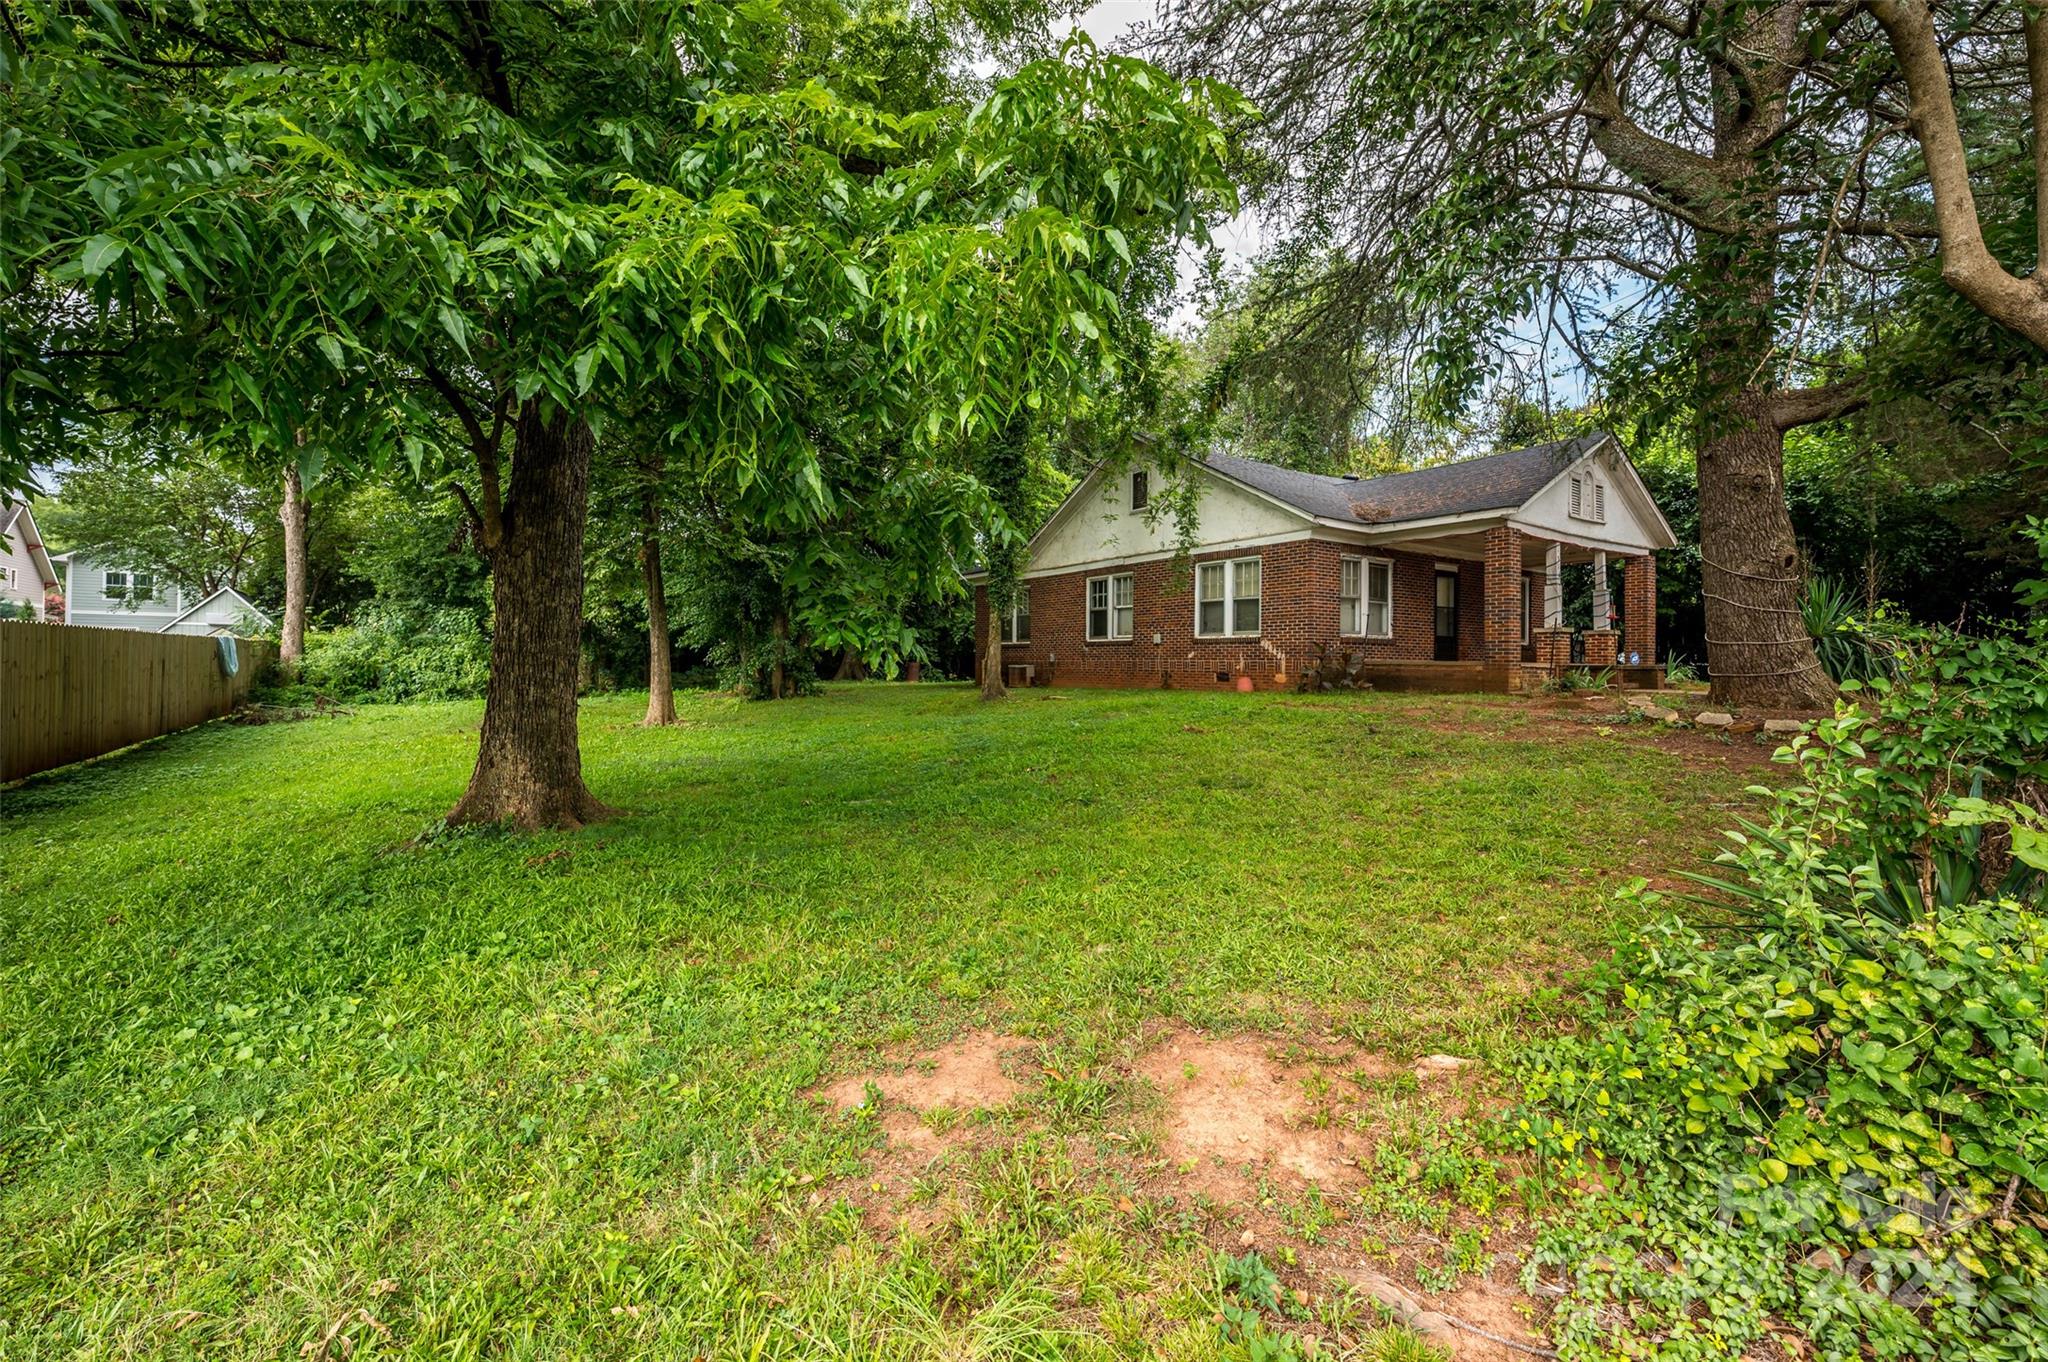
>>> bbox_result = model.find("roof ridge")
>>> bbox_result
[1204,432,1598,484]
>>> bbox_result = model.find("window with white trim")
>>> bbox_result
[1131,470,1149,510]
[997,584,1031,643]
[0,565,16,589]
[1520,575,1532,644]
[1340,556,1393,638]
[106,569,156,603]
[1086,573,1134,641]
[1196,556,1261,637]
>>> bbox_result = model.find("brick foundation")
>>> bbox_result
[1530,627,1574,682]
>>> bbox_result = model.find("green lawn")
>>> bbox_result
[0,684,1755,1359]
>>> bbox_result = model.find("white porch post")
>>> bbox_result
[1590,550,1610,630]
[1543,542,1563,628]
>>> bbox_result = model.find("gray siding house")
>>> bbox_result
[52,549,274,636]
[1,502,60,618]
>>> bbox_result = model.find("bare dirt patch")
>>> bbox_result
[819,1027,1025,1115]
[815,1023,1552,1357]
[1135,1027,1394,1193]
[812,1028,1032,1234]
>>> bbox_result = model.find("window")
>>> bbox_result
[1131,470,1149,510]
[105,569,157,603]
[1340,556,1393,638]
[1086,573,1134,641]
[998,585,1031,643]
[1520,575,1532,644]
[0,565,15,589]
[1196,556,1262,637]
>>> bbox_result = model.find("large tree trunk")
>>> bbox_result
[1688,11,1834,712]
[447,405,613,830]
[638,452,676,726]
[278,464,309,667]
[1694,386,1835,710]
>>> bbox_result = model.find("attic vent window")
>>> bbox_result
[1131,470,1149,510]
[1570,475,1607,525]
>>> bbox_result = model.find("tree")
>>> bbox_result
[10,2,1243,827]
[43,441,277,602]
[1147,0,2011,706]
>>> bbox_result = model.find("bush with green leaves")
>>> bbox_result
[296,605,491,703]
[1513,624,2048,1360]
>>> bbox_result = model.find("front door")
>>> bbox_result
[1433,570,1459,661]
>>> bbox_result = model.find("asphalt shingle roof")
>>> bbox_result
[1200,433,1607,526]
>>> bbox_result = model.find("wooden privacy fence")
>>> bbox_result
[1,621,275,782]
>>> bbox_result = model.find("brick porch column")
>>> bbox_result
[1623,554,1657,664]
[1482,526,1524,676]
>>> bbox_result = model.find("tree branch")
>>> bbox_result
[1869,0,2048,349]
[1770,380,1868,432]
[419,360,505,549]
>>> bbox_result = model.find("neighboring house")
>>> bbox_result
[158,586,276,637]
[970,431,1677,693]
[0,502,61,619]
[51,549,274,636]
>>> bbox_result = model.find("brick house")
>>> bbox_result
[969,432,1677,692]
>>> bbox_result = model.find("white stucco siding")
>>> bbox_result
[1026,464,1311,576]
[1509,444,1675,553]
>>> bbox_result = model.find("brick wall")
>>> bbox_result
[975,538,1517,690]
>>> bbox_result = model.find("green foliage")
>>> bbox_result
[1800,574,1894,685]
[1514,626,2048,1359]
[294,606,492,703]
[41,440,277,600]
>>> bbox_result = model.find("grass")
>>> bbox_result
[0,683,1755,1358]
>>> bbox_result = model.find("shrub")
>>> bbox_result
[1514,625,2048,1359]
[1801,573,1897,684]
[296,605,491,702]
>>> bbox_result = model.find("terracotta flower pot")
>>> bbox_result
[1235,675,1254,692]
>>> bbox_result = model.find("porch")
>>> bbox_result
[1344,523,1660,692]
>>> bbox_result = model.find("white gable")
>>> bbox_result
[1025,462,1310,577]
[1509,441,1676,553]
[160,587,272,636]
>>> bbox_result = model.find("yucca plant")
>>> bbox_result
[1800,574,1893,683]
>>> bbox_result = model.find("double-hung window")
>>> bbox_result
[1086,573,1134,641]
[105,568,155,601]
[998,585,1031,643]
[1340,556,1392,638]
[1196,556,1261,637]
[1131,470,1149,510]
